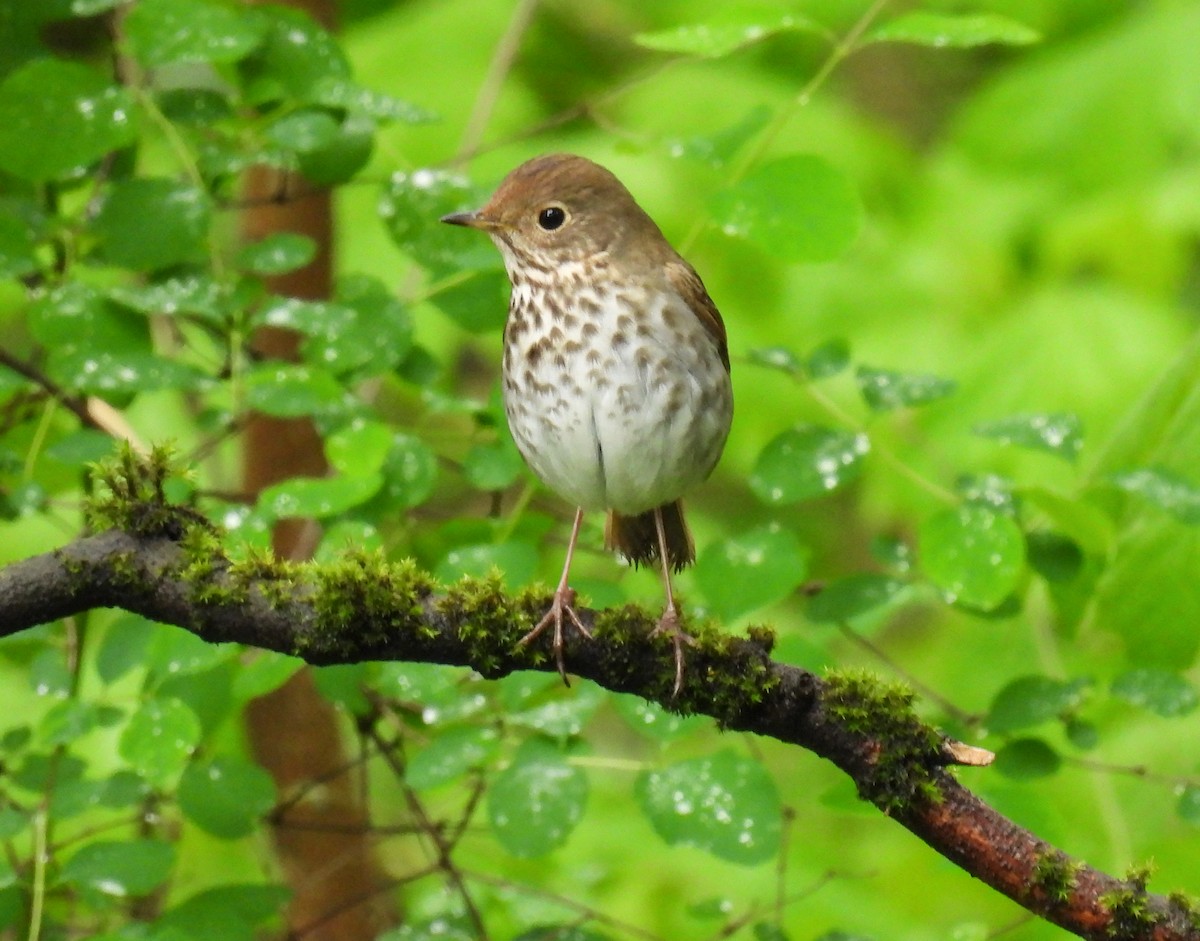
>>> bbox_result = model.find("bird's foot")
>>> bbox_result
[649,606,695,698]
[518,586,592,686]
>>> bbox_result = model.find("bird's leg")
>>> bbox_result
[518,507,592,685]
[648,505,695,697]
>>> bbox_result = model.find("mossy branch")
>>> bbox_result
[0,451,1196,941]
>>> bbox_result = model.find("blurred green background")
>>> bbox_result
[0,0,1198,938]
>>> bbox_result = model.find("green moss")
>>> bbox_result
[310,550,436,656]
[84,443,207,540]
[1167,891,1200,931]
[1102,865,1156,939]
[437,572,528,675]
[1030,849,1081,903]
[822,667,945,812]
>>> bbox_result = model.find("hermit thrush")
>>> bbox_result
[442,153,733,694]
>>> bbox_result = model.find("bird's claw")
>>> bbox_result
[518,587,592,686]
[649,607,695,698]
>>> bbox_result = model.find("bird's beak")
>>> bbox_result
[440,209,493,229]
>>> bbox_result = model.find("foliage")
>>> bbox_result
[1,0,1199,939]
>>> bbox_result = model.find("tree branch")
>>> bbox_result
[1,527,1196,941]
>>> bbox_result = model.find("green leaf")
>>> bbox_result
[1020,487,1114,556]
[236,232,316,275]
[865,12,1040,49]
[157,87,234,125]
[60,840,174,897]
[956,473,1017,515]
[1026,531,1084,584]
[1178,785,1200,825]
[258,473,382,520]
[96,615,156,684]
[696,525,809,621]
[806,337,851,379]
[381,168,497,275]
[635,5,822,58]
[463,439,524,491]
[668,106,772,169]
[266,108,341,153]
[238,5,350,103]
[310,76,435,124]
[312,663,374,714]
[49,350,209,396]
[178,756,276,839]
[30,649,71,698]
[0,211,36,278]
[294,112,374,185]
[610,692,706,742]
[1065,718,1099,751]
[856,366,956,411]
[806,573,906,624]
[158,885,290,941]
[710,155,861,262]
[1092,523,1200,669]
[987,675,1091,734]
[406,725,500,791]
[1109,468,1200,524]
[749,424,869,505]
[379,432,438,509]
[514,928,608,941]
[635,749,781,864]
[231,652,305,702]
[973,413,1083,462]
[28,282,146,351]
[92,178,211,271]
[918,505,1025,610]
[993,739,1061,779]
[1111,669,1197,718]
[118,698,202,784]
[39,700,103,745]
[507,682,605,738]
[746,346,801,376]
[488,739,587,858]
[0,60,137,181]
[378,918,477,941]
[436,541,539,589]
[431,270,509,333]
[243,363,349,419]
[124,0,267,67]
[108,275,231,322]
[325,419,392,477]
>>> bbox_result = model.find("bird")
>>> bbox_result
[441,153,733,694]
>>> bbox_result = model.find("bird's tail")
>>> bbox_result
[604,500,694,573]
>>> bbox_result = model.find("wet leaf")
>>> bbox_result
[919,505,1025,610]
[865,11,1040,49]
[636,6,822,58]
[635,750,781,864]
[488,739,587,857]
[125,0,266,67]
[857,366,956,411]
[1111,669,1197,717]
[987,675,1091,733]
[750,425,869,505]
[0,60,137,181]
[974,413,1083,462]
[696,525,810,621]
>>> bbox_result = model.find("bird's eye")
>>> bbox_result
[537,206,566,231]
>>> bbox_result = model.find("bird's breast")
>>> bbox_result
[501,266,732,514]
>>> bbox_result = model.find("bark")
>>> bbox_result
[2,527,1196,941]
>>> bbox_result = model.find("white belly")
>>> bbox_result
[501,269,732,514]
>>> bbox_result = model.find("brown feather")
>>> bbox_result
[604,500,695,572]
[664,259,730,372]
